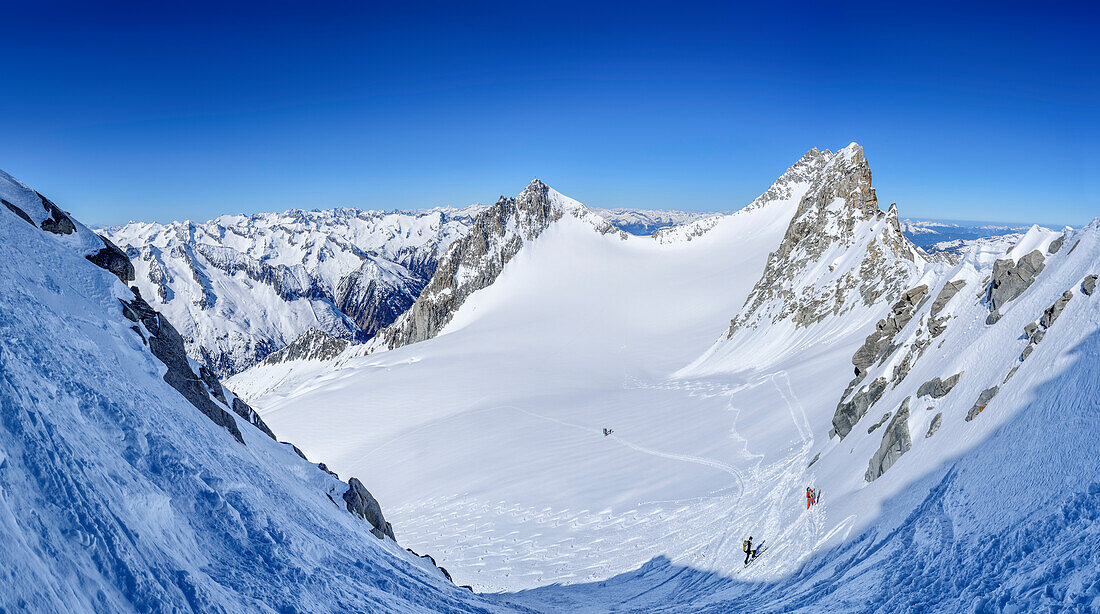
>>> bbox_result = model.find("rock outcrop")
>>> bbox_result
[1083,275,1097,296]
[122,289,246,444]
[37,192,76,235]
[2,197,34,225]
[928,279,966,336]
[917,372,963,399]
[86,234,135,283]
[867,411,892,434]
[344,478,396,540]
[925,412,943,438]
[965,386,999,421]
[260,327,350,365]
[865,397,912,481]
[1048,234,1064,254]
[1040,291,1073,328]
[850,284,929,380]
[832,377,887,438]
[988,250,1045,312]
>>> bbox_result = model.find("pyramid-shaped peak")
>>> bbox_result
[522,178,550,194]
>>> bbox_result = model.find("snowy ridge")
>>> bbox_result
[0,170,493,612]
[363,179,625,352]
[105,205,484,376]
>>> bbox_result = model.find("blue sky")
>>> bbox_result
[2,1,1096,226]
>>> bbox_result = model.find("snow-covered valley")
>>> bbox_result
[3,142,1097,613]
[229,145,1100,611]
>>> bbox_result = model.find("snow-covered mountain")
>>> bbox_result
[0,170,499,612]
[229,144,1099,612]
[590,208,712,235]
[900,218,1033,249]
[103,206,484,377]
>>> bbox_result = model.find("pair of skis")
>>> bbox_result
[739,540,767,572]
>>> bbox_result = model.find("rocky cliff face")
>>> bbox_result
[105,206,482,376]
[371,179,624,351]
[728,143,925,334]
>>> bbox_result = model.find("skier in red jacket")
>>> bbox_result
[806,487,814,509]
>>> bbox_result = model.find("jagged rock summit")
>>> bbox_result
[369,179,624,351]
[728,143,925,335]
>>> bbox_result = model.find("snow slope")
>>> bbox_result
[104,206,484,377]
[0,170,502,613]
[233,145,1100,612]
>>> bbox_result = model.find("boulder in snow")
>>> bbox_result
[1040,291,1073,328]
[965,386,999,421]
[988,250,1045,311]
[866,397,911,481]
[925,412,942,438]
[917,372,963,399]
[832,377,887,438]
[344,477,396,540]
[1083,275,1097,296]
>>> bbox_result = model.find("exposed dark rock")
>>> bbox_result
[1004,366,1019,384]
[1040,291,1073,328]
[261,327,349,365]
[37,192,76,235]
[929,279,966,319]
[867,411,892,434]
[1083,275,1097,296]
[1020,345,1033,361]
[917,372,962,399]
[1030,329,1046,345]
[986,310,1002,325]
[965,386,999,421]
[808,452,821,468]
[232,397,277,440]
[197,365,227,405]
[318,463,338,478]
[925,412,942,438]
[865,397,911,482]
[2,198,34,225]
[1024,322,1038,340]
[832,377,887,438]
[850,283,929,379]
[406,549,454,583]
[335,260,424,338]
[85,234,135,283]
[988,250,1045,311]
[283,441,308,460]
[121,289,245,444]
[1047,234,1064,254]
[344,477,395,540]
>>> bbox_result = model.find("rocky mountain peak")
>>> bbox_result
[728,144,924,334]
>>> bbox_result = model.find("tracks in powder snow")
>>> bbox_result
[384,369,827,592]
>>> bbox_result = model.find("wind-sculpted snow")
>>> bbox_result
[105,205,483,377]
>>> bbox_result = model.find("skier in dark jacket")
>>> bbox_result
[742,536,754,565]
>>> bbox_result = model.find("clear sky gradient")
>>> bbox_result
[2,1,1096,226]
